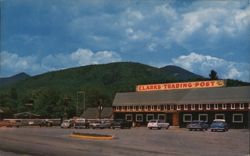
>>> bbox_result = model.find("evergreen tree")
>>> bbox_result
[209,70,219,80]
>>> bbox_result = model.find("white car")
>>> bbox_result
[60,120,74,128]
[147,120,170,130]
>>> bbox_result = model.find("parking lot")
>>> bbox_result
[0,126,249,156]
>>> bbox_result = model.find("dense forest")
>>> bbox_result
[0,62,249,119]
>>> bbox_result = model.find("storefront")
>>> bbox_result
[112,81,250,128]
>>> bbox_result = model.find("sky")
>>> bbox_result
[0,0,250,82]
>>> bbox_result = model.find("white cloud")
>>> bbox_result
[0,49,121,77]
[168,3,250,43]
[171,52,250,82]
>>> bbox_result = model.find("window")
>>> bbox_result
[164,105,167,110]
[199,114,208,122]
[198,104,203,110]
[184,104,188,110]
[116,106,120,111]
[215,114,225,120]
[239,103,244,109]
[191,104,195,110]
[127,106,130,111]
[158,114,166,121]
[170,105,174,110]
[145,105,148,111]
[125,114,132,121]
[177,105,181,110]
[136,114,143,122]
[222,104,226,110]
[138,106,143,111]
[233,114,243,123]
[157,105,161,111]
[183,114,192,122]
[121,106,125,111]
[150,105,154,110]
[214,104,218,110]
[146,114,154,121]
[206,104,210,110]
[231,104,235,110]
[133,106,137,111]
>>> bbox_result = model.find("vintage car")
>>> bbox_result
[187,120,209,131]
[210,119,229,132]
[60,119,74,128]
[111,119,132,129]
[147,119,170,130]
[89,120,112,129]
[74,118,89,129]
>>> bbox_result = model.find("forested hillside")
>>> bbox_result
[0,62,249,118]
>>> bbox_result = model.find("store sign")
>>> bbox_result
[136,80,225,92]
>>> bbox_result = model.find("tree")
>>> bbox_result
[209,70,218,80]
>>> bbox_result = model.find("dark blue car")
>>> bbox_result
[210,120,229,132]
[187,120,209,131]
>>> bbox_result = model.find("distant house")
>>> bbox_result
[81,107,113,119]
[14,112,41,119]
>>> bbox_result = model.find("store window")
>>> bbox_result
[183,114,192,122]
[125,114,133,121]
[232,114,243,123]
[158,114,166,121]
[146,114,154,121]
[136,114,143,122]
[199,114,208,122]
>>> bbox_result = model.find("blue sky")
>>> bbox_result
[1,0,250,82]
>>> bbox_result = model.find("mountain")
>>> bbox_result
[0,62,249,118]
[160,65,204,80]
[0,72,30,87]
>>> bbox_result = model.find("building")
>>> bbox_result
[112,84,250,128]
[81,107,113,119]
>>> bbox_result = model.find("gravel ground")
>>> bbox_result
[0,126,249,156]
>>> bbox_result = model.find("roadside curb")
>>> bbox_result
[69,133,114,140]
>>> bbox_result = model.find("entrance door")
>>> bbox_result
[172,112,179,126]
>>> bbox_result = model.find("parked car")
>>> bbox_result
[90,120,112,129]
[60,119,74,128]
[187,120,209,131]
[5,120,22,128]
[210,119,229,132]
[147,119,170,130]
[111,119,132,129]
[74,118,89,129]
[39,119,53,127]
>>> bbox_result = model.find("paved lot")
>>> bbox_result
[0,126,249,156]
